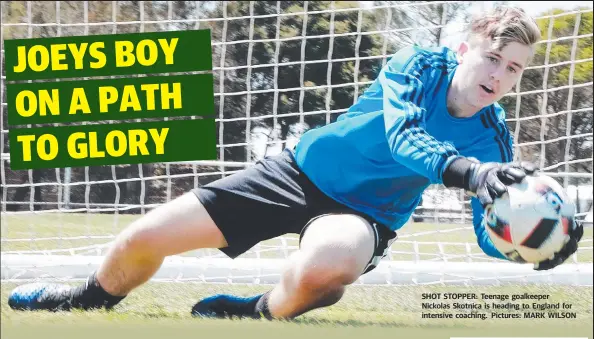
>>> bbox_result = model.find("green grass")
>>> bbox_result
[2,282,593,339]
[1,212,593,339]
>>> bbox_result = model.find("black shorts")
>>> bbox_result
[191,149,397,274]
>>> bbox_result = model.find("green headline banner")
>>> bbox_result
[5,29,217,171]
[8,119,216,170]
[5,30,212,81]
[7,74,214,125]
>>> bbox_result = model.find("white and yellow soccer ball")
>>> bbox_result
[484,173,576,264]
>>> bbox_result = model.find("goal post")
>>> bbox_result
[1,1,592,286]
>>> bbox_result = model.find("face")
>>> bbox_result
[455,36,532,110]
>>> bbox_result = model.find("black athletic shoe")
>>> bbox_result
[191,294,264,319]
[8,283,75,311]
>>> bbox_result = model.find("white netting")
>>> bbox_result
[1,1,592,285]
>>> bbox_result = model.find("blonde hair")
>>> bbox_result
[467,6,541,61]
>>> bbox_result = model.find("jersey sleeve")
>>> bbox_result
[379,47,461,184]
[470,121,514,261]
[471,197,507,260]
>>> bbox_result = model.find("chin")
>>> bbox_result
[469,100,488,111]
[483,100,496,107]
[475,97,496,109]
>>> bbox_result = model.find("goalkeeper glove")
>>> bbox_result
[533,219,584,270]
[443,157,538,207]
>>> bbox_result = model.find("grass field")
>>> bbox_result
[1,212,593,339]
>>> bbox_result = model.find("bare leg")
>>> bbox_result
[265,214,376,318]
[8,191,229,312]
[96,192,228,296]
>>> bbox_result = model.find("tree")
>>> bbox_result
[1,1,165,211]
[2,1,61,211]
[371,1,472,49]
[193,1,385,161]
[3,2,589,213]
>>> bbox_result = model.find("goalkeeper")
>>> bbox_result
[9,6,583,319]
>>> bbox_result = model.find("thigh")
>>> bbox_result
[298,214,377,283]
[117,191,228,257]
[299,214,398,278]
[362,221,398,274]
[192,150,310,258]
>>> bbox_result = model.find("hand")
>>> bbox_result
[467,160,538,206]
[534,219,584,270]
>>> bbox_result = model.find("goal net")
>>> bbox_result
[1,1,592,286]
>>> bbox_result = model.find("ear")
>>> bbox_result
[457,41,469,64]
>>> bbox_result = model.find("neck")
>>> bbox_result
[447,72,479,118]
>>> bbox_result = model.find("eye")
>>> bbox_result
[488,56,498,64]
[507,66,517,73]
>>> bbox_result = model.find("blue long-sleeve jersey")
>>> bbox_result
[293,45,514,260]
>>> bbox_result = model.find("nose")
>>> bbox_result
[490,65,506,81]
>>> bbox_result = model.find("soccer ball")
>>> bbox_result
[484,173,576,264]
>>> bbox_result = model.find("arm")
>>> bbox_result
[469,125,513,261]
[378,50,460,184]
[379,49,511,259]
[378,48,532,202]
[471,197,508,260]
[377,49,545,262]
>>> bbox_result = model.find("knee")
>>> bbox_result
[114,219,162,259]
[292,252,361,296]
[294,214,374,290]
[288,265,349,307]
